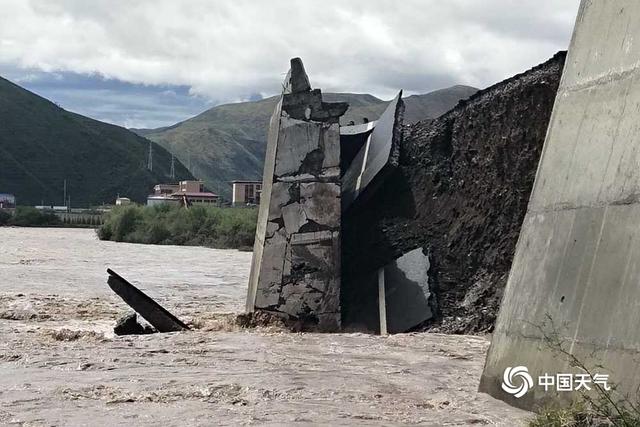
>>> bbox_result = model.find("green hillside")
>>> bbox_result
[137,85,478,199]
[0,76,193,207]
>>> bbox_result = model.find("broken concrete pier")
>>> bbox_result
[245,58,347,331]
[480,0,640,410]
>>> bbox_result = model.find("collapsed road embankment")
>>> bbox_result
[342,51,567,334]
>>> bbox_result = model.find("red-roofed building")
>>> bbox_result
[147,180,219,206]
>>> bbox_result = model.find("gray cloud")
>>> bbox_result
[0,65,213,128]
[0,0,580,126]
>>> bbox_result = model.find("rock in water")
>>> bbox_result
[114,312,155,336]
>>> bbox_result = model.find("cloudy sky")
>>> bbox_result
[0,0,580,129]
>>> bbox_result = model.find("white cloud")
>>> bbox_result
[0,0,580,102]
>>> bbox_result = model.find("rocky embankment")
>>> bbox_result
[343,51,567,334]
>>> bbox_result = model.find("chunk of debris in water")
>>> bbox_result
[113,312,156,336]
[106,269,189,333]
[235,311,290,330]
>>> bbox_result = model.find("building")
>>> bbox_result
[0,193,15,209]
[175,191,219,205]
[115,197,131,206]
[231,180,262,205]
[153,184,179,195]
[178,180,205,193]
[147,180,219,206]
[146,195,180,207]
[35,205,67,212]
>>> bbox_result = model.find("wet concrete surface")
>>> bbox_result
[0,228,529,426]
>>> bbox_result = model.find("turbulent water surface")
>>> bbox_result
[0,228,528,426]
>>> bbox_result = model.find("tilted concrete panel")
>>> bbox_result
[339,121,376,174]
[480,0,640,410]
[342,92,404,212]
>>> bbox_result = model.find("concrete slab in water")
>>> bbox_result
[384,248,432,334]
[341,248,432,334]
[106,269,189,333]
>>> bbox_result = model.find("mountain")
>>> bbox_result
[136,85,478,199]
[401,85,483,123]
[0,76,193,207]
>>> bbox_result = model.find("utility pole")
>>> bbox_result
[169,154,175,179]
[63,179,67,207]
[147,141,153,172]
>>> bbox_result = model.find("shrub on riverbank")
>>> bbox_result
[0,210,10,225]
[97,204,257,250]
[0,206,61,227]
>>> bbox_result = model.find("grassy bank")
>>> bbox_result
[97,204,257,250]
[0,206,61,227]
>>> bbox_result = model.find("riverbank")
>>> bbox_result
[0,206,60,227]
[1,206,105,228]
[97,204,257,250]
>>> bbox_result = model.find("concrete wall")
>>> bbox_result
[57,212,104,226]
[480,0,640,410]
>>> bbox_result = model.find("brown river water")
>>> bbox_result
[0,227,528,426]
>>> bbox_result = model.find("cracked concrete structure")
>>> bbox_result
[480,0,640,410]
[246,58,419,333]
[246,58,347,331]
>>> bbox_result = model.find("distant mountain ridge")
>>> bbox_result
[0,76,193,206]
[136,85,478,198]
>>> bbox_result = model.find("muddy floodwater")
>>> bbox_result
[0,228,529,426]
